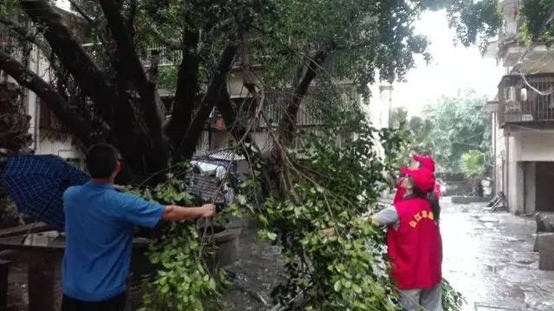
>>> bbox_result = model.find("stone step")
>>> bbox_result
[535,212,554,233]
[539,250,554,271]
[534,232,554,252]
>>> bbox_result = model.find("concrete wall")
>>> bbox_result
[518,131,554,162]
[202,130,275,155]
[493,113,505,194]
[507,155,523,214]
[500,130,554,214]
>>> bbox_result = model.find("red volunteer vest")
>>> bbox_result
[387,197,442,290]
[393,181,441,204]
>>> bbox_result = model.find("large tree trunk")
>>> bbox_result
[173,44,238,161]
[17,0,170,182]
[164,29,200,151]
[99,0,170,181]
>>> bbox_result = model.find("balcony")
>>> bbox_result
[209,92,325,132]
[498,73,554,127]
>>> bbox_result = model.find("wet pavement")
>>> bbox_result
[441,198,554,311]
[4,198,554,310]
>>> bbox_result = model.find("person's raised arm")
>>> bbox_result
[161,203,216,222]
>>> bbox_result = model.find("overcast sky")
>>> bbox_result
[391,10,505,116]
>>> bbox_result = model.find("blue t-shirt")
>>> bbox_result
[62,181,165,301]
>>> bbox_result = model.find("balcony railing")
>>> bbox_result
[209,92,325,132]
[498,73,554,126]
[502,18,519,39]
[140,44,183,67]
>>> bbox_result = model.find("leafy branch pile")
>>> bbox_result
[128,173,230,311]
[237,105,465,310]
[236,108,402,310]
[125,110,466,311]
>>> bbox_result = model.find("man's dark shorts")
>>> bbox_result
[61,293,125,311]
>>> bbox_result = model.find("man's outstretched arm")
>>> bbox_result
[162,204,216,222]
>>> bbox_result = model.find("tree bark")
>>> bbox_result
[277,50,327,146]
[20,0,169,181]
[164,29,200,150]
[174,44,238,161]
[215,90,249,141]
[0,50,97,146]
[99,0,170,180]
[98,0,165,141]
[19,0,118,126]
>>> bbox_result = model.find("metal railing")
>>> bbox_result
[498,73,554,125]
[140,44,182,67]
[503,18,519,38]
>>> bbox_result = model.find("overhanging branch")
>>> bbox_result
[149,24,185,50]
[67,0,94,25]
[0,17,50,56]
[19,0,117,125]
[0,50,99,146]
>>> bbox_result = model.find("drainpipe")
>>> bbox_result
[506,135,510,210]
[523,162,527,214]
[492,113,497,195]
[32,47,40,152]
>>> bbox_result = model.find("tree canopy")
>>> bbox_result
[402,91,491,177]
[520,0,554,46]
[0,0,501,182]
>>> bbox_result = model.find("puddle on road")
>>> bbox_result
[485,264,504,273]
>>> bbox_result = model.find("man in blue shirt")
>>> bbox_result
[62,144,215,311]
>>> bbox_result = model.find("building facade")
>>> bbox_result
[484,0,554,214]
[0,6,85,167]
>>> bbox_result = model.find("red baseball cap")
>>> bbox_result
[412,154,436,172]
[402,167,436,192]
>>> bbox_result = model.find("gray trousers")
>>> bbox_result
[399,284,443,311]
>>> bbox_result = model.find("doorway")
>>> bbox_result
[536,162,554,212]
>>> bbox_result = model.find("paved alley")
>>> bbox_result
[441,199,554,311]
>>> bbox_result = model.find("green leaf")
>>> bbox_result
[342,279,352,289]
[333,280,342,292]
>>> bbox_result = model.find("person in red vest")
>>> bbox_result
[393,154,442,216]
[373,168,443,311]
[323,168,443,309]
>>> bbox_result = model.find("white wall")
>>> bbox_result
[501,130,554,214]
[368,84,392,129]
[518,131,554,162]
[24,47,82,162]
[506,140,523,214]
